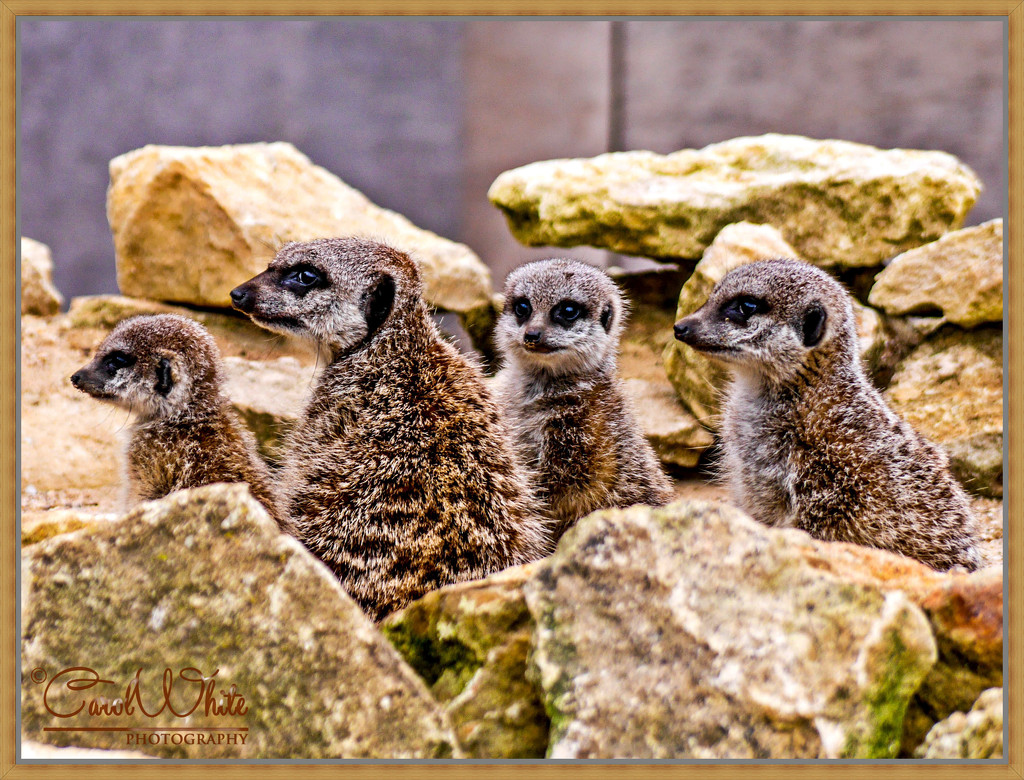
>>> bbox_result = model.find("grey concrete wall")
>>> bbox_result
[19,18,1005,301]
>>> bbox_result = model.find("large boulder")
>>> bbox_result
[382,563,549,759]
[868,219,1003,328]
[108,142,493,313]
[885,326,1003,497]
[489,134,980,268]
[524,500,937,759]
[21,484,460,759]
[21,237,64,316]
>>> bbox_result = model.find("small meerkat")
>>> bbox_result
[494,258,674,542]
[70,314,293,534]
[673,258,982,571]
[229,237,550,620]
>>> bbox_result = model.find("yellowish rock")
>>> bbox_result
[20,237,64,316]
[868,219,1003,328]
[108,142,493,312]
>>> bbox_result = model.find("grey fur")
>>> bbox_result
[495,258,674,542]
[674,258,982,571]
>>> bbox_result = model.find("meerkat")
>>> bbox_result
[229,237,550,620]
[70,314,294,534]
[672,258,982,571]
[494,258,674,542]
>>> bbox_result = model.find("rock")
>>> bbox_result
[67,295,313,362]
[885,326,1003,496]
[221,356,307,461]
[868,219,1003,328]
[21,509,118,546]
[21,484,460,759]
[21,237,64,315]
[21,741,155,760]
[21,315,123,494]
[108,142,493,313]
[914,688,1003,759]
[382,563,549,759]
[524,500,937,759]
[663,222,913,427]
[621,378,714,468]
[489,134,980,268]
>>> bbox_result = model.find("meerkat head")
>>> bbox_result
[672,258,858,385]
[70,314,222,420]
[230,237,421,358]
[496,258,626,379]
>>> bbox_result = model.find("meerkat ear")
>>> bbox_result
[155,357,173,395]
[801,304,827,347]
[364,274,396,339]
[600,304,614,332]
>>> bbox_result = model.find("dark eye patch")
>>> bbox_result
[551,300,587,328]
[280,264,326,295]
[102,350,136,374]
[511,298,532,324]
[721,295,769,324]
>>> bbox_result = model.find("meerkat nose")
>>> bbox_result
[70,371,84,388]
[230,284,255,313]
[673,319,696,343]
[524,329,543,344]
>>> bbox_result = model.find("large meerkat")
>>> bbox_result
[70,314,293,534]
[229,237,550,620]
[673,258,982,571]
[494,258,673,542]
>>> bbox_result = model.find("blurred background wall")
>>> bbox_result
[19,17,1005,302]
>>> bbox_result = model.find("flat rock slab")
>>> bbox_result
[885,326,1003,497]
[869,219,1003,328]
[489,133,980,268]
[108,142,493,313]
[524,500,937,759]
[21,484,460,759]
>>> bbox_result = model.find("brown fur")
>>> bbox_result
[71,314,293,534]
[231,238,550,620]
[495,259,673,542]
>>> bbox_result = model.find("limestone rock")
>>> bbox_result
[524,500,937,759]
[21,484,460,759]
[663,222,911,427]
[21,237,64,316]
[108,142,492,313]
[914,688,1003,759]
[621,378,713,468]
[382,563,549,759]
[222,356,307,461]
[885,327,1003,496]
[869,219,1003,328]
[489,134,980,268]
[21,742,155,760]
[21,509,118,546]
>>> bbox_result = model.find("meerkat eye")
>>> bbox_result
[512,298,532,323]
[102,350,136,374]
[721,295,769,324]
[281,265,325,294]
[551,300,586,327]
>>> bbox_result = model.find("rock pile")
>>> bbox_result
[20,135,1002,760]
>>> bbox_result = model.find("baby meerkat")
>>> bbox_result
[673,258,982,571]
[494,258,673,542]
[230,237,550,620]
[70,314,293,533]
